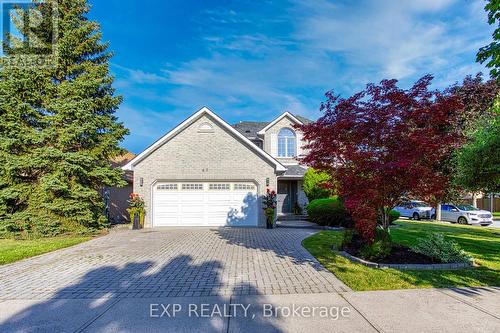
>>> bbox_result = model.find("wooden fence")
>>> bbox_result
[463,197,500,212]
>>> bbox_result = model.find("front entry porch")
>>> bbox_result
[276,179,313,228]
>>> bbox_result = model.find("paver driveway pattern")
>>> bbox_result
[0,228,349,300]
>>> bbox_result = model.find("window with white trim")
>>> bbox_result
[157,184,178,190]
[182,183,203,190]
[278,128,296,157]
[234,184,255,191]
[209,183,230,190]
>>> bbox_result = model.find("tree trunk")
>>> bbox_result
[379,207,390,233]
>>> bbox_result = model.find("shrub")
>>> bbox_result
[359,227,392,260]
[388,210,400,223]
[377,209,400,226]
[303,168,335,201]
[306,196,350,227]
[411,233,472,263]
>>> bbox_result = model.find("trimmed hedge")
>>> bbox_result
[306,196,350,227]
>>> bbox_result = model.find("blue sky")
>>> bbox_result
[88,0,493,153]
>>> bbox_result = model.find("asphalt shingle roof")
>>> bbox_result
[283,165,308,177]
[232,121,269,139]
[232,114,314,139]
[294,115,313,125]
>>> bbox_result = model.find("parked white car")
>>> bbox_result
[434,204,493,226]
[393,200,433,220]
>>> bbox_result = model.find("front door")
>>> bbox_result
[277,180,298,213]
[277,181,291,213]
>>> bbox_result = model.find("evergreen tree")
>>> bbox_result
[0,0,128,236]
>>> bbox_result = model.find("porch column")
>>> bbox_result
[472,192,478,208]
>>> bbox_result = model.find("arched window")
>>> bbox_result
[198,122,214,132]
[278,128,296,157]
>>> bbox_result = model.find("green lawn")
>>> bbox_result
[303,220,500,291]
[0,236,91,265]
[493,212,500,218]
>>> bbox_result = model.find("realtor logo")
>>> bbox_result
[1,0,58,67]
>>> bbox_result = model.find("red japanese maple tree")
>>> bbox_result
[299,75,464,242]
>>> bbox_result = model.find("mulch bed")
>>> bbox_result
[344,235,439,264]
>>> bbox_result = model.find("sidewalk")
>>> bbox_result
[0,287,498,332]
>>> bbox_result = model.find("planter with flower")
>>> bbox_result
[262,188,277,229]
[127,193,145,229]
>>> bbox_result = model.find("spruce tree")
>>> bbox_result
[0,0,128,236]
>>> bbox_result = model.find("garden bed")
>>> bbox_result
[337,249,473,270]
[343,243,437,264]
[303,221,497,290]
[339,233,473,270]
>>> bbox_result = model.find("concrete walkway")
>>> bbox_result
[0,287,498,332]
[0,228,498,332]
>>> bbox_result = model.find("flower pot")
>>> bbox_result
[266,216,274,229]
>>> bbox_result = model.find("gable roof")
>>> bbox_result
[122,107,286,172]
[256,112,305,135]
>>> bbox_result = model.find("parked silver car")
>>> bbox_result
[393,200,433,220]
[433,204,493,226]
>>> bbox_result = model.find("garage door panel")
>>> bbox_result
[178,193,205,202]
[155,205,179,213]
[207,205,233,213]
[153,182,258,227]
[156,192,179,201]
[207,193,232,203]
[180,205,206,214]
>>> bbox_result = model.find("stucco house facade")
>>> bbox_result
[123,107,311,228]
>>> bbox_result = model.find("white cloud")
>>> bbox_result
[128,69,167,84]
[114,0,494,151]
[291,0,491,84]
[111,63,168,84]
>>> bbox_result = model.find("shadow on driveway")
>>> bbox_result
[0,255,282,333]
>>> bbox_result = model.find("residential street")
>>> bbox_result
[0,228,498,332]
[490,220,500,228]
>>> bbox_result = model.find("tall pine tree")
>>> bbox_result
[0,0,128,236]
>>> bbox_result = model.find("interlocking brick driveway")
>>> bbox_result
[0,228,349,300]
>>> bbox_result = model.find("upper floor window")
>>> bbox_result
[278,128,296,157]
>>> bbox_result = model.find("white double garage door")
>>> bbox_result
[152,181,259,227]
